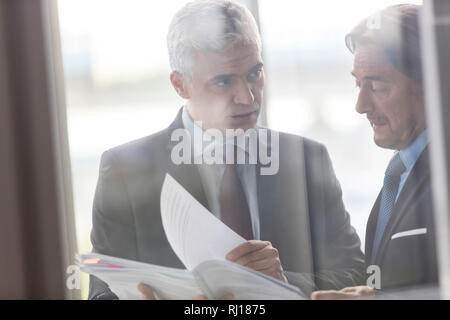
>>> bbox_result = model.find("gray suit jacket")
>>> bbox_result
[89,108,365,299]
[365,147,438,290]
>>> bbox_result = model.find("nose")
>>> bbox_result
[355,87,374,114]
[233,80,254,106]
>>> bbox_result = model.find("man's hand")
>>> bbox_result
[310,286,375,300]
[226,240,287,282]
[138,283,161,300]
[137,283,233,300]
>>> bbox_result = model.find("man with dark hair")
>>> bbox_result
[312,4,438,299]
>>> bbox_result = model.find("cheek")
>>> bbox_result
[199,90,232,109]
[383,102,412,134]
[252,82,264,103]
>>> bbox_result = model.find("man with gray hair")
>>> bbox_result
[312,4,438,299]
[89,0,364,300]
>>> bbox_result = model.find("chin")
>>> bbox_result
[240,122,257,130]
[374,136,400,150]
[227,118,258,131]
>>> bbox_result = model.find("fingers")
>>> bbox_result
[138,283,234,301]
[138,283,158,300]
[354,286,375,297]
[227,240,286,282]
[220,293,234,300]
[242,253,280,271]
[310,286,375,300]
[226,240,270,262]
[340,286,375,296]
[258,267,286,283]
[192,293,234,300]
[310,290,354,300]
[235,246,279,268]
[228,240,278,269]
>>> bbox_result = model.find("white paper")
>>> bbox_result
[78,253,202,300]
[160,173,246,270]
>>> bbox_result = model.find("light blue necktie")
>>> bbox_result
[371,153,406,263]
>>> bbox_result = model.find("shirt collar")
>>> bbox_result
[398,129,429,172]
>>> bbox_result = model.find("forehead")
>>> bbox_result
[192,42,262,79]
[352,44,395,79]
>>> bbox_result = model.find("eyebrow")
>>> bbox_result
[249,62,264,73]
[351,72,388,82]
[209,62,264,83]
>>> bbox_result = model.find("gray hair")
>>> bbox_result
[167,0,262,78]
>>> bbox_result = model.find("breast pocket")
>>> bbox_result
[381,228,429,288]
[391,228,427,240]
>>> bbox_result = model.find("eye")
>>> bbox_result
[215,77,233,87]
[370,82,388,94]
[248,69,262,81]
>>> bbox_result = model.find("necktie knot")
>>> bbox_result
[385,153,406,177]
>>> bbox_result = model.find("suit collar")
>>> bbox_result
[166,107,185,148]
[391,146,430,220]
[398,130,429,173]
[368,146,431,266]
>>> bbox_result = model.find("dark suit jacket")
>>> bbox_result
[365,147,438,290]
[89,108,365,299]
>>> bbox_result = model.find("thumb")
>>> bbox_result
[137,283,158,300]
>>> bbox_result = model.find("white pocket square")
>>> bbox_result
[391,228,427,240]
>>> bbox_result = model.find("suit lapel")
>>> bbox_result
[256,131,276,242]
[365,191,382,265]
[257,162,277,243]
[372,147,430,265]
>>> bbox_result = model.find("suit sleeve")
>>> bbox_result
[314,145,366,289]
[88,150,139,300]
[286,142,366,292]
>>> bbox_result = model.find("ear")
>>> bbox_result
[170,71,190,99]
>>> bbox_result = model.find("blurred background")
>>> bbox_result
[57,0,421,298]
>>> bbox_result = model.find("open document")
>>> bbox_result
[160,173,246,270]
[78,252,305,300]
[79,174,307,299]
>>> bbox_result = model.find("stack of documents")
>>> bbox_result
[78,252,202,300]
[79,174,306,300]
